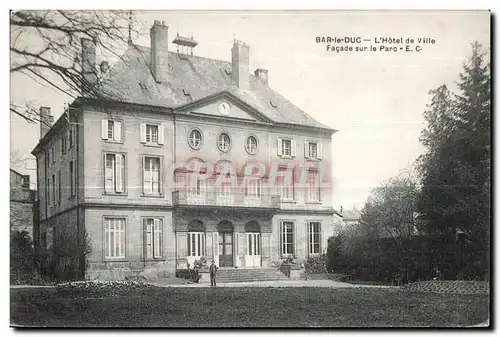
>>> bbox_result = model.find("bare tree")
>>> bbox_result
[10,10,138,123]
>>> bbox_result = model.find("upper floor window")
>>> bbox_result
[217,133,231,152]
[101,120,122,142]
[306,169,320,202]
[305,141,323,160]
[244,178,261,198]
[61,135,67,155]
[51,146,56,164]
[143,156,161,195]
[277,167,294,201]
[69,160,75,196]
[245,135,258,155]
[104,153,125,194]
[188,129,203,150]
[140,123,164,146]
[278,138,296,158]
[69,126,75,148]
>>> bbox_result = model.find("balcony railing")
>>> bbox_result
[172,190,280,209]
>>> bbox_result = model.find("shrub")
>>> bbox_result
[56,280,158,298]
[304,255,328,274]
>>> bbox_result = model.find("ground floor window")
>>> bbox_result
[188,232,205,257]
[308,221,321,255]
[280,221,294,256]
[104,218,126,259]
[144,218,163,259]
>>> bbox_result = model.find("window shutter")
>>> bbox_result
[291,140,296,157]
[277,138,282,156]
[304,141,309,158]
[319,223,323,254]
[104,155,113,193]
[154,218,162,258]
[101,120,108,140]
[114,121,122,142]
[317,143,323,160]
[115,154,124,192]
[158,124,165,145]
[306,222,310,256]
[279,222,283,256]
[141,156,146,194]
[213,232,218,257]
[140,123,147,143]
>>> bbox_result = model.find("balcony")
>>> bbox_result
[172,190,281,210]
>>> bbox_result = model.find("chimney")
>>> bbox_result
[81,38,97,95]
[150,20,169,84]
[254,68,268,85]
[39,107,53,139]
[231,41,250,90]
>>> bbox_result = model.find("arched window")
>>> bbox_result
[187,220,205,257]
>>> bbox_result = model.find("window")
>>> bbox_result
[69,161,75,196]
[144,218,163,259]
[140,123,164,145]
[308,222,321,255]
[104,153,125,194]
[244,178,261,197]
[278,167,294,201]
[69,126,75,148]
[104,218,126,259]
[51,174,56,205]
[278,138,295,157]
[46,177,50,206]
[51,146,55,163]
[188,129,203,150]
[61,135,66,155]
[58,171,61,204]
[308,142,317,159]
[101,120,122,142]
[305,141,322,160]
[307,170,320,202]
[143,156,161,195]
[245,135,258,154]
[217,133,231,152]
[280,221,294,256]
[187,232,205,257]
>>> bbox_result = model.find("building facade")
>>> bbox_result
[10,169,36,239]
[32,20,339,280]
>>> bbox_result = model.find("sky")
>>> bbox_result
[9,10,490,209]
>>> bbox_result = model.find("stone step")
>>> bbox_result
[213,268,290,283]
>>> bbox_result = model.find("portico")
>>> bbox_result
[174,207,274,269]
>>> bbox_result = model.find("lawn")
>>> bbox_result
[10,286,489,328]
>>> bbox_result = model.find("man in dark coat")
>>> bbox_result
[210,260,218,287]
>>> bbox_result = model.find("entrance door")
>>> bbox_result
[245,233,261,267]
[218,232,233,267]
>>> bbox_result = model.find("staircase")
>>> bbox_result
[216,268,290,283]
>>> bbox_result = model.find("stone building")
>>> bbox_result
[10,168,36,239]
[31,20,339,280]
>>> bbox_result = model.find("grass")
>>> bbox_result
[10,286,489,328]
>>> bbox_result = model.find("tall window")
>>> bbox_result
[307,170,320,202]
[308,222,321,255]
[187,232,205,257]
[217,133,231,152]
[51,146,55,163]
[61,135,67,155]
[69,126,75,148]
[245,135,258,154]
[280,221,294,256]
[245,178,261,197]
[58,171,61,204]
[144,218,163,259]
[278,167,294,201]
[69,161,75,196]
[104,218,126,259]
[146,124,158,144]
[188,129,202,150]
[51,174,56,205]
[105,153,125,194]
[143,156,160,195]
[47,177,50,206]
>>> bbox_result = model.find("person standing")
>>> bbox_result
[210,260,218,287]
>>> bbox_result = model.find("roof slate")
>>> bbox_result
[100,44,333,130]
